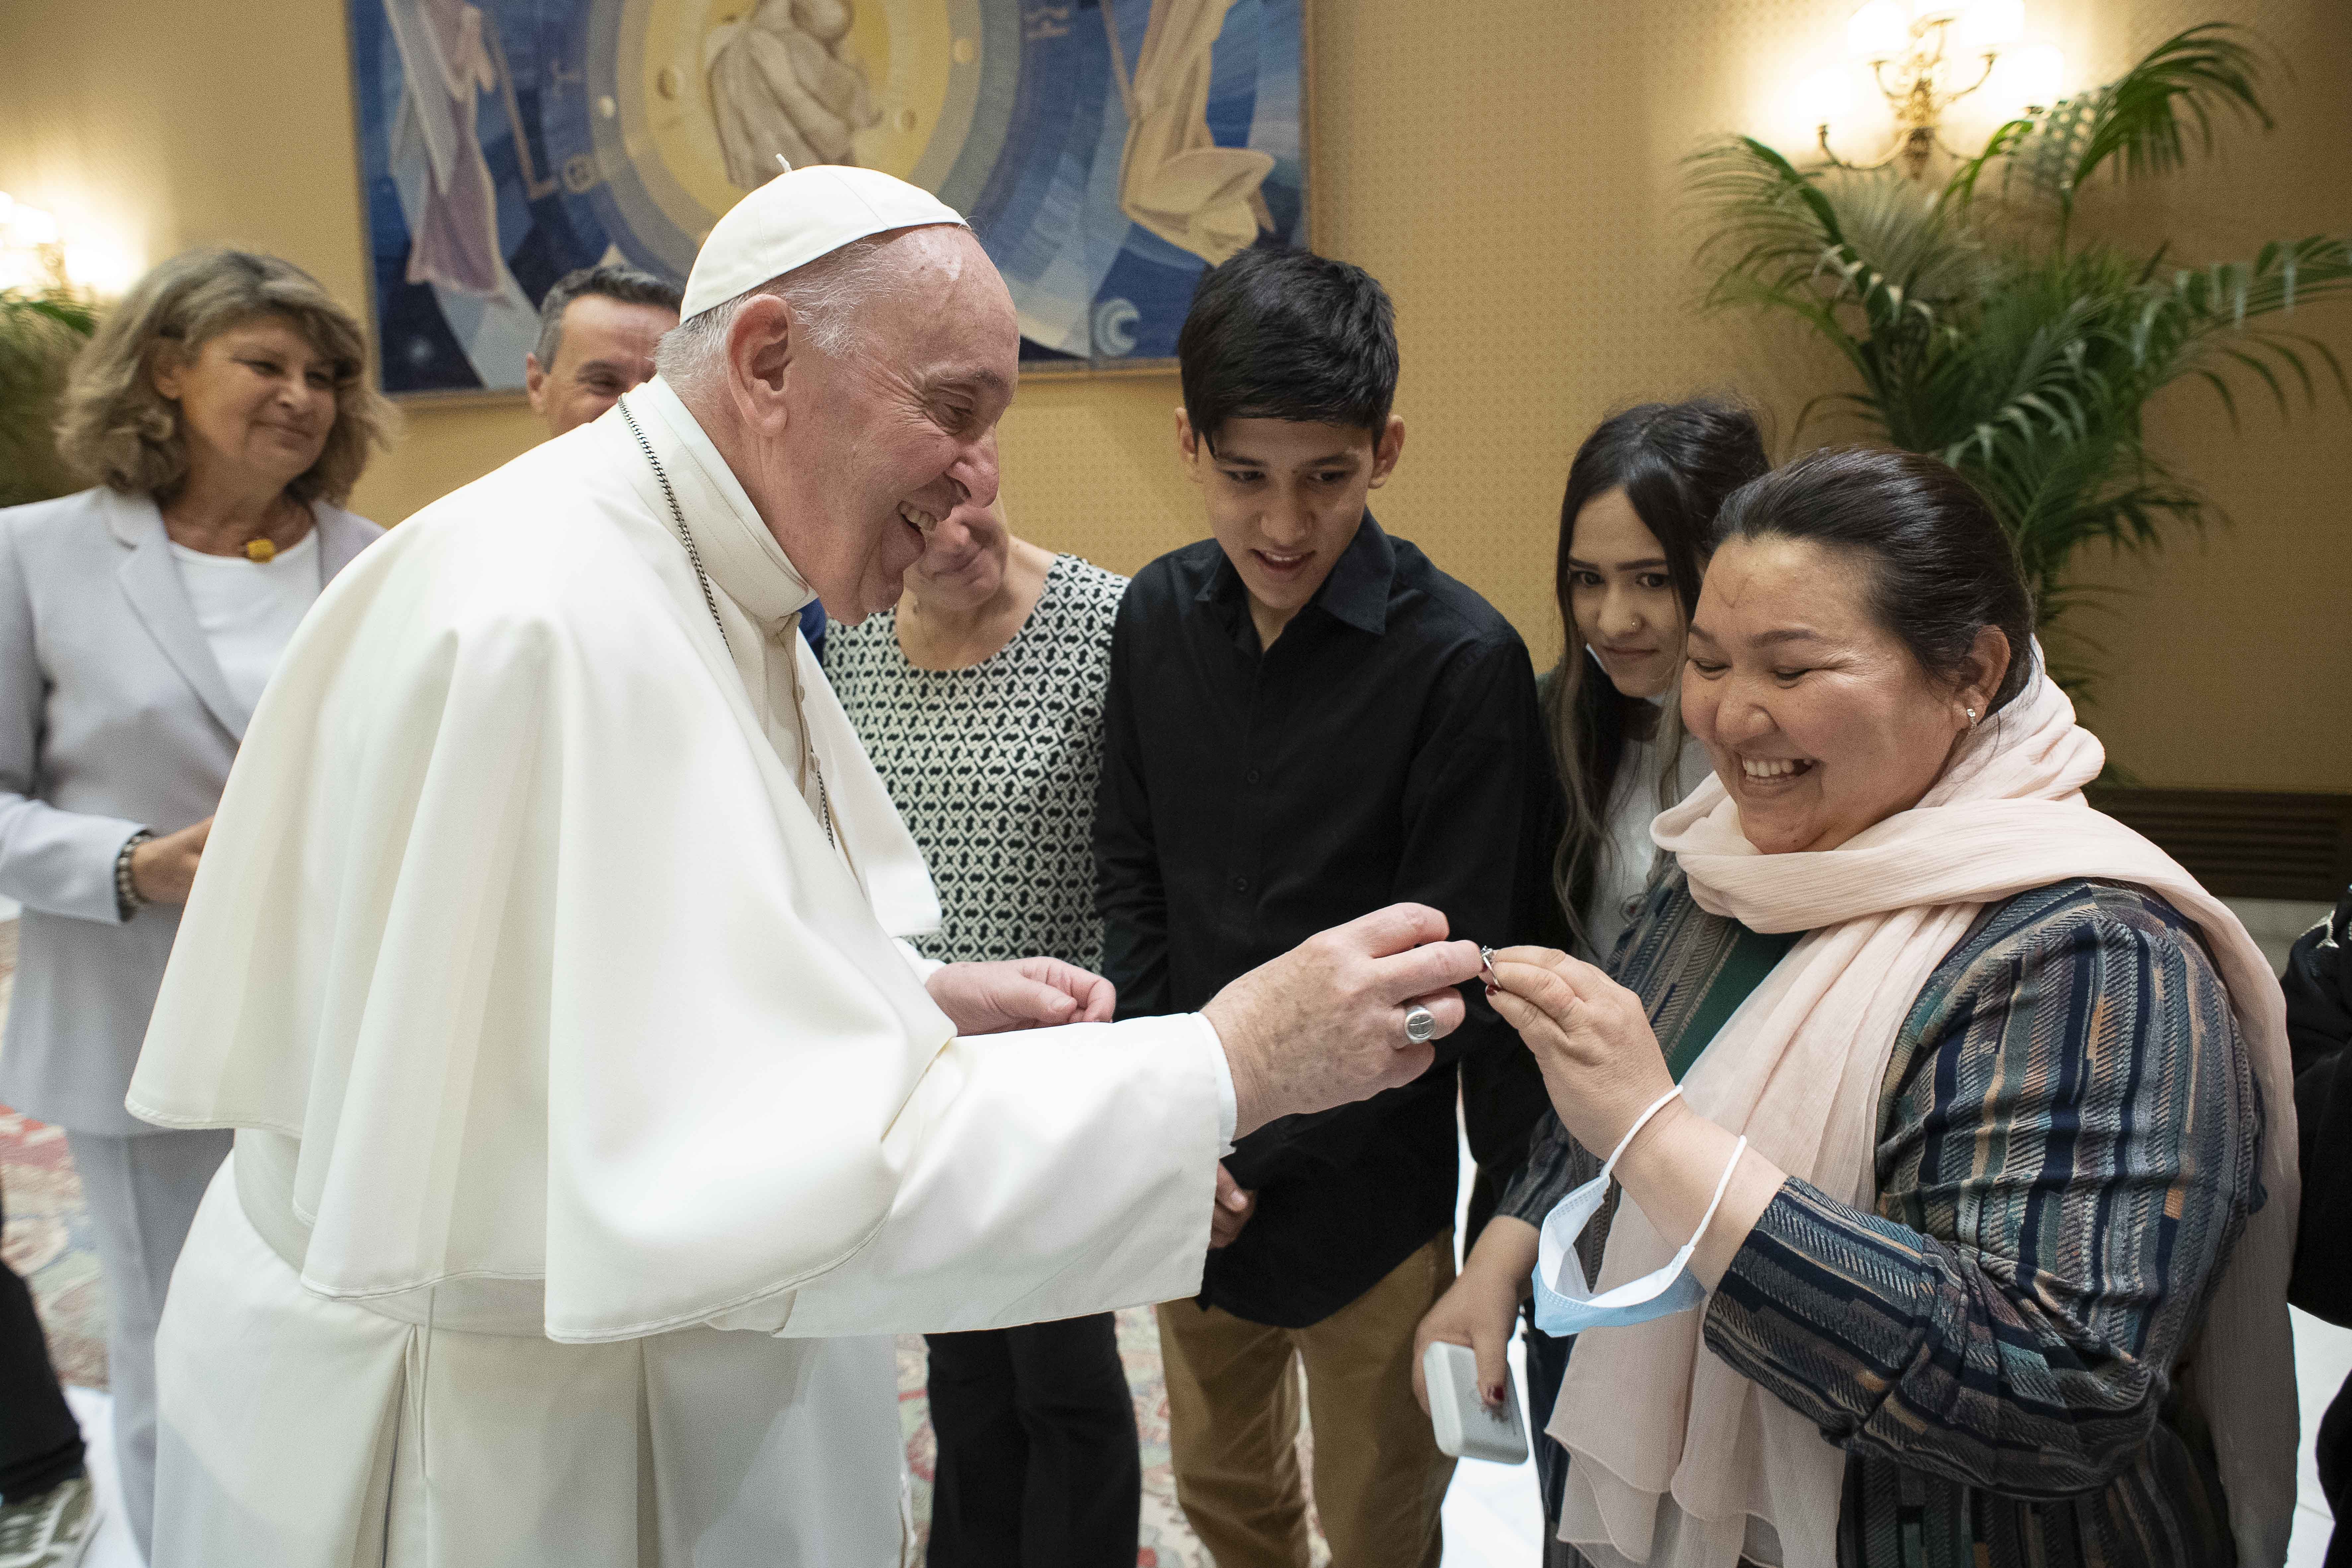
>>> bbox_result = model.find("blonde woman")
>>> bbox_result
[0,249,389,1554]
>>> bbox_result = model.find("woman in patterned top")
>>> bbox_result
[1418,448,2298,1567]
[827,481,1139,1568]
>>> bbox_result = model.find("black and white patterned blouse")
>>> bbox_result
[827,556,1129,970]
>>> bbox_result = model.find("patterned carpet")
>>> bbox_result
[2,1100,108,1389]
[0,920,1337,1565]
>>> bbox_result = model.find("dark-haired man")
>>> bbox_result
[523,262,681,439]
[1095,247,1555,1568]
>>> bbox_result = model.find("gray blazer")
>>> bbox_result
[0,486,380,1135]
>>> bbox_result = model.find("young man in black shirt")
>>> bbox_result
[1094,247,1553,1568]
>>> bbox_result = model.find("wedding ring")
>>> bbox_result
[1478,945,1501,996]
[1403,1004,1438,1044]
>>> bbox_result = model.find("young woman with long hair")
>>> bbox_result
[1544,399,1768,961]
[1423,398,1766,1557]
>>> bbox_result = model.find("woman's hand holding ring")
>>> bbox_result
[1483,945,1677,1158]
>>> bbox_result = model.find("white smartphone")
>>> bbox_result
[1421,1340,1529,1464]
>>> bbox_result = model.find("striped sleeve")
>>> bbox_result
[1496,1110,1593,1227]
[1700,885,2259,1499]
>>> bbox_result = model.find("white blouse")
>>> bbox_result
[169,530,323,719]
[1582,700,1715,963]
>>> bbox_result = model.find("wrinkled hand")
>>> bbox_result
[1487,946,1675,1159]
[1209,1162,1255,1248]
[1412,1215,1535,1414]
[709,0,880,188]
[129,817,212,908]
[926,957,1116,1035]
[1202,903,1482,1139]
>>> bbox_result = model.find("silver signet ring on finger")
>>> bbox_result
[1403,1004,1437,1045]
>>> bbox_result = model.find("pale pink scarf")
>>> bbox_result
[1546,668,2299,1568]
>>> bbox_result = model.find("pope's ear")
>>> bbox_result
[724,293,798,430]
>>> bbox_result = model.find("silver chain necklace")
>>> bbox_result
[619,397,836,849]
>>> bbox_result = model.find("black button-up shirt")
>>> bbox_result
[1095,515,1556,1327]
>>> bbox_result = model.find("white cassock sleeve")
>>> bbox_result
[129,475,1226,1346]
[892,938,945,983]
[736,1014,1234,1337]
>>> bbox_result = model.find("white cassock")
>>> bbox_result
[125,376,1231,1568]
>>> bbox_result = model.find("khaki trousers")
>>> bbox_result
[1156,1232,1455,1568]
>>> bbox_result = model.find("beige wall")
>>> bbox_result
[3,0,2345,788]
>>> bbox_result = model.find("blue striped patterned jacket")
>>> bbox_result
[1499,871,2262,1567]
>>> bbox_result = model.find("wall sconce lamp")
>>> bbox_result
[1802,0,2062,179]
[0,191,140,298]
[0,192,68,292]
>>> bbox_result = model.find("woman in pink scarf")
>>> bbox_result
[1419,447,2297,1567]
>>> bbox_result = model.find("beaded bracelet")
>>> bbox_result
[114,829,154,922]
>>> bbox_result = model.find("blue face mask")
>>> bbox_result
[1530,1085,1748,1338]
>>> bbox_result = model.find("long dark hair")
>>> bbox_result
[1547,400,1768,950]
[1711,446,2035,711]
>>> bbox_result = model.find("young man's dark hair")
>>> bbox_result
[1097,247,1554,1568]
[1174,246,1399,458]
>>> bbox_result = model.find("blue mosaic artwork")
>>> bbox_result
[347,0,1308,394]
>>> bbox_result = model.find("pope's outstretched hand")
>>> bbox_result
[1204,903,1481,1139]
[927,958,1118,1032]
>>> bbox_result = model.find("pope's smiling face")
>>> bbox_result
[776,226,1019,623]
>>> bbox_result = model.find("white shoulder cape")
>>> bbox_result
[129,404,1223,1343]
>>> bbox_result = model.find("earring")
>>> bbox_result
[1965,708,1979,727]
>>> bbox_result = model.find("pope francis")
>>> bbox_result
[125,168,1484,1567]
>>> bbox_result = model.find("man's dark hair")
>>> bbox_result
[1175,246,1398,456]
[532,263,683,370]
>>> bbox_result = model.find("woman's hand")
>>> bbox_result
[1487,948,1787,1290]
[130,817,213,907]
[926,957,1116,1033]
[1486,946,1675,1159]
[1413,1215,1537,1414]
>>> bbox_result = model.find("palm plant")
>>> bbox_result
[0,285,97,508]
[1689,24,2352,691]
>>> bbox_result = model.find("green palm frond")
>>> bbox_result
[2069,25,2269,186]
[1689,139,1851,304]
[1982,25,2273,235]
[1689,22,2350,701]
[0,287,100,509]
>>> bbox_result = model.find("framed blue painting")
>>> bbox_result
[347,0,1309,396]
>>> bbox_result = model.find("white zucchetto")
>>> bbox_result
[680,164,969,319]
